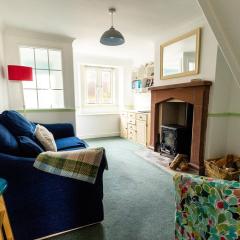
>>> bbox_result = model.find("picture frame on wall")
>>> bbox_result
[160,28,201,80]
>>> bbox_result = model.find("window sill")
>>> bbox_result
[77,112,120,116]
[17,108,75,113]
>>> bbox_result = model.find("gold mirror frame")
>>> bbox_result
[160,28,201,80]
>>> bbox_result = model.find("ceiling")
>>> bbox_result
[0,0,203,65]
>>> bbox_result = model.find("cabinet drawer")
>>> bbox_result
[128,124,136,131]
[128,113,136,124]
[128,129,136,141]
[136,113,147,121]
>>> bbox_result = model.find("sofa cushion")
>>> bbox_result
[34,124,57,152]
[55,137,88,151]
[1,110,36,138]
[0,123,19,154]
[17,136,44,157]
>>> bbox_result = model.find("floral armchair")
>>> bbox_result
[173,174,240,240]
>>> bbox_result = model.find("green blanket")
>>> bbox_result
[34,147,107,184]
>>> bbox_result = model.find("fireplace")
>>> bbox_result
[157,101,193,158]
[150,80,212,175]
[160,124,191,157]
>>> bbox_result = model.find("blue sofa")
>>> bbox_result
[0,111,106,240]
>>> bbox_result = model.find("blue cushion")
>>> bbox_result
[1,111,36,138]
[0,123,19,154]
[17,136,44,157]
[58,146,87,152]
[55,137,88,151]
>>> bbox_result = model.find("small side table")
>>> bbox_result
[0,179,14,240]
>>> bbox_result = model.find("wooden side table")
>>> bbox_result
[0,179,14,240]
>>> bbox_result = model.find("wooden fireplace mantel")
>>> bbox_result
[149,79,212,91]
[150,79,212,175]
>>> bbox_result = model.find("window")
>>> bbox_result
[19,47,64,109]
[84,66,114,105]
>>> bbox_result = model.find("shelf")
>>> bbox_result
[132,87,150,93]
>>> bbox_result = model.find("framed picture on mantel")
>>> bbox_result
[160,28,201,80]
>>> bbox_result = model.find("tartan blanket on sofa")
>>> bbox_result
[34,147,107,184]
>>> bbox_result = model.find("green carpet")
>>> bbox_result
[49,137,175,240]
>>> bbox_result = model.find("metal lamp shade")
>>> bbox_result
[100,27,125,46]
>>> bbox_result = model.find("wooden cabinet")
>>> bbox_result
[127,112,136,125]
[128,124,136,141]
[120,112,128,138]
[136,119,146,145]
[120,111,150,147]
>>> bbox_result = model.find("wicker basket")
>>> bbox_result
[205,155,240,181]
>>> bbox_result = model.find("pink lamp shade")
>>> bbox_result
[8,65,33,81]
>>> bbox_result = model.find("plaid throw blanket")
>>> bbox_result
[34,147,107,184]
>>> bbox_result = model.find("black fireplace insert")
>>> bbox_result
[160,124,191,157]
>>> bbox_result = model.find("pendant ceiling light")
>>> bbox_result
[100,8,125,46]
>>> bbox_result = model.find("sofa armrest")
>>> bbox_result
[41,123,75,139]
[0,152,106,239]
[0,152,34,166]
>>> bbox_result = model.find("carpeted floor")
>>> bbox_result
[49,137,175,240]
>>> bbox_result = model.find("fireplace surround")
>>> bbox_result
[150,80,212,175]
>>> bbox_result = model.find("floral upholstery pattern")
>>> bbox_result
[174,174,240,240]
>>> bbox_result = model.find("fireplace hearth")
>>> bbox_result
[150,80,212,175]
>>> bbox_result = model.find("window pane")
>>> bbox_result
[20,47,65,110]
[19,47,35,68]
[51,90,64,108]
[49,50,62,70]
[86,69,97,104]
[23,90,38,109]
[22,70,37,89]
[101,71,112,104]
[36,70,50,89]
[189,62,195,71]
[35,48,49,69]
[50,70,63,89]
[38,90,51,108]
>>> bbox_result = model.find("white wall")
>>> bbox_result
[154,17,218,86]
[73,49,133,138]
[205,48,232,158]
[22,110,76,127]
[76,113,120,139]
[207,48,240,157]
[3,27,76,127]
[198,0,240,88]
[0,25,8,111]
[226,70,240,155]
[152,16,240,159]
[153,16,220,158]
[133,92,151,111]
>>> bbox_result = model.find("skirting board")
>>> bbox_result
[78,132,120,139]
[35,222,101,240]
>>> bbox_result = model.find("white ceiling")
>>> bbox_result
[0,0,203,65]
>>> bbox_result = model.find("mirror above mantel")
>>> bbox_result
[160,28,201,80]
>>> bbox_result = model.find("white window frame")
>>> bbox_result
[19,46,65,109]
[83,65,116,106]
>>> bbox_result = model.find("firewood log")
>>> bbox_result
[169,154,186,170]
